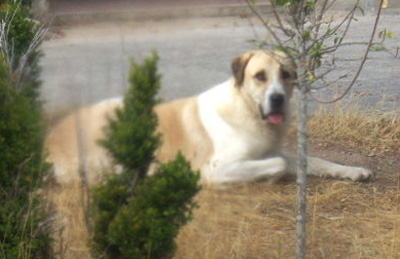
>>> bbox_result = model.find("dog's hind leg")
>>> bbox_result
[284,154,373,181]
[208,157,288,185]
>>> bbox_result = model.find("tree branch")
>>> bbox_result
[313,0,384,103]
[245,0,285,47]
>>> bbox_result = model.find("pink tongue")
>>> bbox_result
[268,114,284,125]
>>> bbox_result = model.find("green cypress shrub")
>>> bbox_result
[91,53,201,259]
[108,153,200,259]
[0,2,51,258]
[0,54,51,258]
[99,52,162,184]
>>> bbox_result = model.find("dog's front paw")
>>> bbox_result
[347,167,374,181]
[266,157,287,183]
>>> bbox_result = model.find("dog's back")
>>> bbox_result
[45,98,122,183]
[155,97,213,172]
[45,96,213,183]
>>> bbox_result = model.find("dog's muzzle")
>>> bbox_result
[259,93,286,125]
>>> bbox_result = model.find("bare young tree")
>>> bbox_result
[246,0,384,257]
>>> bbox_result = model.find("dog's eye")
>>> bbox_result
[281,70,291,80]
[255,71,267,82]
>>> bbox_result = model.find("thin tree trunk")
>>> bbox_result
[74,111,92,235]
[296,69,308,259]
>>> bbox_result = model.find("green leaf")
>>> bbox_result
[309,41,324,68]
[275,0,293,7]
[379,28,395,39]
[334,36,343,46]
[307,1,316,10]
[369,45,386,51]
[275,45,298,57]
[357,5,365,15]
[386,31,395,38]
[307,70,316,82]
[302,30,311,41]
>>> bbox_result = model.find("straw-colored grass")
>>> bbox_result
[45,103,400,259]
[175,175,400,259]
[309,103,400,155]
[175,104,400,259]
[46,171,400,259]
[45,182,92,259]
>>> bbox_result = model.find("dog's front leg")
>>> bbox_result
[284,154,373,181]
[208,157,287,185]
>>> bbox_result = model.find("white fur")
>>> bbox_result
[196,79,372,185]
[262,79,287,116]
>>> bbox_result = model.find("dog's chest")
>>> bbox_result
[198,81,282,161]
[199,102,277,163]
[214,124,277,160]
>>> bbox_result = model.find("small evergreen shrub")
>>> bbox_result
[108,153,200,259]
[0,3,51,258]
[99,52,162,183]
[0,54,51,258]
[91,53,201,259]
[92,175,132,257]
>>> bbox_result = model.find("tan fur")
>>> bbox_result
[155,98,213,170]
[45,100,121,183]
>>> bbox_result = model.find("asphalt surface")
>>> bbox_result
[40,7,400,119]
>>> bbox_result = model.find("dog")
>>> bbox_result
[45,50,372,186]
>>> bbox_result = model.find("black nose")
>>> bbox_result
[270,93,285,110]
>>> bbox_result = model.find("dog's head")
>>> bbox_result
[232,50,296,125]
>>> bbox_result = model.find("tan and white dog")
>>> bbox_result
[45,50,372,186]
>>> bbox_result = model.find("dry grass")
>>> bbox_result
[175,103,400,259]
[44,101,400,259]
[175,175,400,259]
[45,182,92,259]
[309,103,400,155]
[47,173,400,259]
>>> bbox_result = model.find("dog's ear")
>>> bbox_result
[231,52,254,87]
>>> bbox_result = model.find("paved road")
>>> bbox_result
[40,14,400,119]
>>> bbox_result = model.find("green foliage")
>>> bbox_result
[109,154,200,259]
[93,154,200,259]
[92,53,201,259]
[369,44,386,51]
[334,36,343,46]
[0,2,51,257]
[0,3,38,68]
[275,0,301,6]
[274,45,298,57]
[0,0,32,7]
[306,1,316,10]
[91,175,132,258]
[0,54,52,259]
[302,30,311,41]
[99,52,161,183]
[274,0,315,8]
[309,41,323,67]
[379,28,395,40]
[0,2,43,100]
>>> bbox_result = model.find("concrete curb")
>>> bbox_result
[51,3,272,26]
[50,1,400,26]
